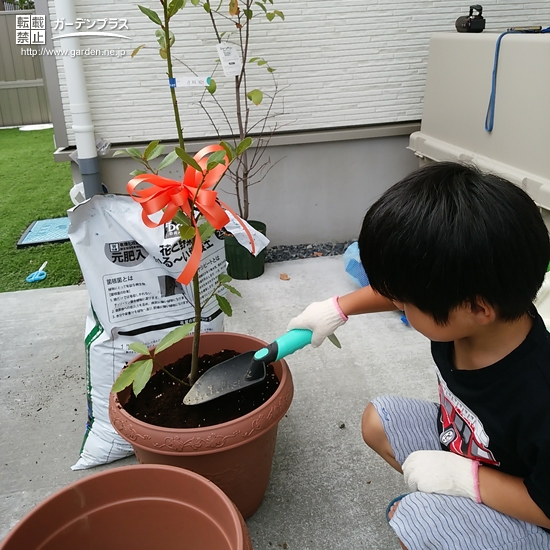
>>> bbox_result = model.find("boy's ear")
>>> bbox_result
[469,298,497,325]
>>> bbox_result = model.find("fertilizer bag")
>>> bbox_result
[68,195,227,470]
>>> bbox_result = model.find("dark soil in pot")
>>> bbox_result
[124,350,280,428]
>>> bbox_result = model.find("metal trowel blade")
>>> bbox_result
[183,351,266,405]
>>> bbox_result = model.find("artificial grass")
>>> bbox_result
[0,128,83,292]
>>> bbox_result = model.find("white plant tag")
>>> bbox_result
[216,43,242,77]
[224,211,269,256]
[178,75,212,87]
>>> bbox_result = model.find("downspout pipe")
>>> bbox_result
[52,0,102,198]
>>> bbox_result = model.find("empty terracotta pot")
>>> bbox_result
[0,465,252,550]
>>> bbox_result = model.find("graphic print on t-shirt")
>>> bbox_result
[435,367,499,465]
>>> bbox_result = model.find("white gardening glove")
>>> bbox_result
[287,296,348,347]
[402,450,482,503]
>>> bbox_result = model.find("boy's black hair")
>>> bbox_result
[358,162,550,324]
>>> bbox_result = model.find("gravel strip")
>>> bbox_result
[265,241,354,263]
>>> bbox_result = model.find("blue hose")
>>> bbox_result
[485,27,550,133]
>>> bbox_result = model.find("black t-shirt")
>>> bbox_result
[431,308,550,522]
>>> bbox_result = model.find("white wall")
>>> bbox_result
[46,1,549,246]
[87,132,420,245]
[46,0,550,146]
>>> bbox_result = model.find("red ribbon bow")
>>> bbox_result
[127,145,255,285]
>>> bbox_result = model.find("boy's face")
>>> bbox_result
[392,300,477,342]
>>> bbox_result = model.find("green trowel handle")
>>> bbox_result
[253,329,313,364]
[246,330,312,381]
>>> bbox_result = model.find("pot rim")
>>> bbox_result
[0,464,246,550]
[109,332,294,456]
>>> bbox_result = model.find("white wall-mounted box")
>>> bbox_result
[409,32,550,210]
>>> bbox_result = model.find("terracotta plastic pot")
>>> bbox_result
[109,332,294,519]
[0,465,252,550]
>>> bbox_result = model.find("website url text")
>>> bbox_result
[21,47,126,58]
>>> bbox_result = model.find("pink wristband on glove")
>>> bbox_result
[472,460,482,504]
[333,296,349,321]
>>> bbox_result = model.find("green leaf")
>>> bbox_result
[129,169,147,177]
[155,29,175,48]
[205,149,227,171]
[156,29,166,48]
[206,160,222,172]
[129,342,151,356]
[220,140,235,162]
[203,1,211,12]
[143,140,160,160]
[113,150,127,157]
[159,48,167,59]
[222,282,242,297]
[132,358,154,396]
[255,2,267,12]
[249,57,259,63]
[215,294,233,316]
[199,222,216,242]
[131,44,145,58]
[126,147,143,159]
[148,144,165,161]
[274,9,284,19]
[236,136,253,155]
[168,0,185,17]
[218,273,233,284]
[267,66,276,73]
[175,147,203,172]
[327,333,342,349]
[173,210,192,227]
[112,359,151,393]
[206,77,217,94]
[207,149,227,165]
[155,323,196,354]
[218,273,232,284]
[190,0,200,4]
[243,8,252,18]
[138,5,163,26]
[257,59,267,66]
[179,225,196,241]
[157,150,179,171]
[247,89,263,105]
[266,11,275,21]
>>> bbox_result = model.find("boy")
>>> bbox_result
[288,162,550,549]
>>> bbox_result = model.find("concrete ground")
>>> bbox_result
[0,256,438,549]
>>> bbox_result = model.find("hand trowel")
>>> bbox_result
[183,328,313,405]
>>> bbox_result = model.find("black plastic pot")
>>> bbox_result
[224,220,267,280]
